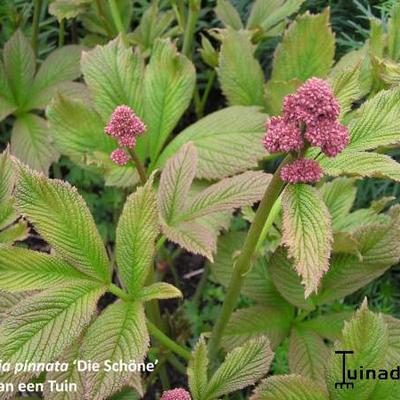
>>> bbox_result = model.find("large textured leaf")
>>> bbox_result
[135,282,181,302]
[116,178,159,294]
[0,61,16,120]
[0,282,105,387]
[320,151,400,182]
[158,143,197,224]
[204,337,273,400]
[145,39,195,161]
[182,171,271,221]
[26,45,83,110]
[15,164,110,282]
[346,88,400,152]
[3,30,35,107]
[251,375,329,400]
[217,29,265,107]
[329,66,361,117]
[0,291,34,322]
[269,247,315,311]
[288,326,329,385]
[81,36,145,120]
[0,247,91,292]
[156,106,268,180]
[211,231,285,305]
[11,114,59,174]
[162,221,216,261]
[271,10,334,82]
[327,302,388,400]
[317,218,400,304]
[247,0,304,34]
[188,337,209,400]
[47,96,115,157]
[282,184,333,297]
[82,301,148,400]
[222,305,293,351]
[215,0,243,29]
[0,149,14,204]
[44,341,84,400]
[319,178,357,231]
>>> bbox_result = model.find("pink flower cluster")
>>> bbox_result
[160,388,191,400]
[105,105,146,166]
[280,159,323,184]
[263,78,350,184]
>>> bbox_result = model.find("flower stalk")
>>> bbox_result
[182,0,200,57]
[208,154,292,359]
[32,0,43,58]
[127,148,147,185]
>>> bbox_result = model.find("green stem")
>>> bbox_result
[108,283,131,301]
[208,155,292,360]
[127,148,147,185]
[182,0,200,58]
[58,19,65,47]
[108,0,127,43]
[256,195,282,252]
[192,264,209,307]
[147,320,191,361]
[197,70,216,118]
[32,0,42,58]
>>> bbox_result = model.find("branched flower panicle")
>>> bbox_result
[263,77,350,184]
[160,388,192,400]
[105,105,146,165]
[280,158,323,183]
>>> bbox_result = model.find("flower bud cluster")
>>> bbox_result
[160,388,191,400]
[263,78,349,184]
[105,105,146,166]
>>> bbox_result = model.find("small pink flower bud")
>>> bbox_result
[160,388,191,400]
[263,116,303,153]
[280,158,323,184]
[105,105,146,140]
[110,149,130,166]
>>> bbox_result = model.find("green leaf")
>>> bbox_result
[251,375,329,400]
[319,178,357,232]
[0,149,14,204]
[388,4,400,62]
[11,114,59,174]
[25,45,83,110]
[156,106,268,180]
[204,337,273,399]
[158,143,197,224]
[81,36,145,121]
[217,29,265,107]
[346,88,400,151]
[0,247,91,292]
[116,178,159,294]
[3,30,35,107]
[215,0,243,30]
[329,66,361,117]
[81,301,148,400]
[0,61,16,120]
[145,39,195,161]
[188,337,209,400]
[49,0,91,21]
[44,341,84,400]
[288,325,329,385]
[0,291,34,322]
[247,0,304,34]
[0,282,105,383]
[265,78,302,115]
[383,314,400,365]
[327,301,388,400]
[271,10,334,82]
[332,231,361,257]
[320,151,400,182]
[182,171,271,221]
[47,95,115,158]
[0,220,29,245]
[135,282,182,302]
[211,231,285,305]
[282,184,333,297]
[15,164,111,282]
[222,305,293,351]
[269,247,315,311]
[317,218,400,304]
[301,312,353,342]
[162,221,216,261]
